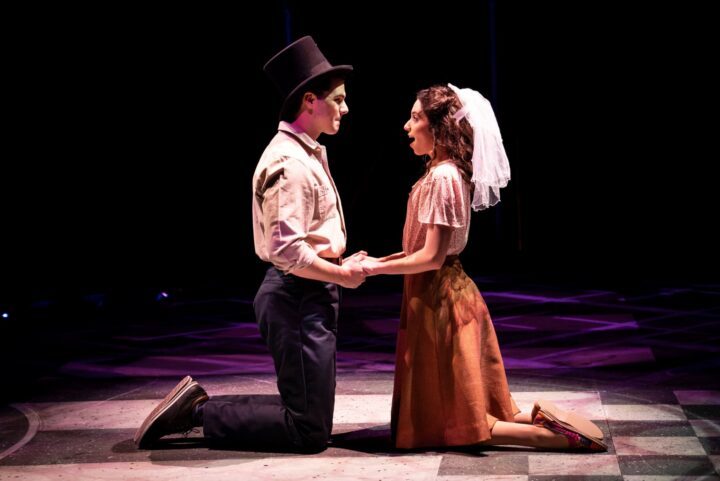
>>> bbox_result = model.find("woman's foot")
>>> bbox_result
[534,411,607,451]
[532,400,604,438]
[532,400,607,451]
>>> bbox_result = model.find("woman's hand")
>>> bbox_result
[360,259,384,276]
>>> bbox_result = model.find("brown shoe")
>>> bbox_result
[134,376,208,448]
[532,399,607,451]
[535,410,607,451]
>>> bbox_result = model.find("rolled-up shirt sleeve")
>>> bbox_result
[259,157,318,273]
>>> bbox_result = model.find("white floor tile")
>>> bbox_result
[334,395,391,424]
[437,477,528,481]
[529,454,621,476]
[613,436,706,456]
[20,400,158,430]
[17,395,394,431]
[21,392,607,431]
[603,404,687,421]
[0,456,444,481]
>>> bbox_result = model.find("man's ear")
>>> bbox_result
[303,92,316,105]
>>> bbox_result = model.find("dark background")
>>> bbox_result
[3,1,717,308]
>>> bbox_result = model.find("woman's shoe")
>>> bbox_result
[532,399,607,451]
[534,410,607,451]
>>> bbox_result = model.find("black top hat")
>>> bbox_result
[263,36,353,120]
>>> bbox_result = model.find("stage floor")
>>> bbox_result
[2,278,719,479]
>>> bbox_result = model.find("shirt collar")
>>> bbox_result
[278,121,324,156]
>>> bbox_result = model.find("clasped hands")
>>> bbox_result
[337,250,387,288]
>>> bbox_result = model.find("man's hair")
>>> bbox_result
[281,73,347,122]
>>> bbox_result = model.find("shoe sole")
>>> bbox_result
[536,399,607,448]
[133,375,194,447]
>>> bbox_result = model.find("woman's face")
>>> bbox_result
[404,100,433,156]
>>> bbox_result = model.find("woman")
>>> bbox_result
[361,84,606,451]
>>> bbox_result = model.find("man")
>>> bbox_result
[134,36,364,452]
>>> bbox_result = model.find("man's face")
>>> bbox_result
[315,80,349,135]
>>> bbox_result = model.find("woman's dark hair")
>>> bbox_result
[417,85,474,183]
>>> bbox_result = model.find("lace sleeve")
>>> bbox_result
[417,165,468,228]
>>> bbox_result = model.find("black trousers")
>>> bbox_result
[202,266,340,452]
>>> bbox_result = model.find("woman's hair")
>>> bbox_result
[417,85,474,183]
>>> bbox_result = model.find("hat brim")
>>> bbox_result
[279,65,353,120]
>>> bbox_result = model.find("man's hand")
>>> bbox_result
[345,250,368,263]
[360,259,384,276]
[338,255,366,288]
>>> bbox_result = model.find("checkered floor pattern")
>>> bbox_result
[1,378,719,480]
[2,280,719,479]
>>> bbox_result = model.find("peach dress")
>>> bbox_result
[391,162,519,449]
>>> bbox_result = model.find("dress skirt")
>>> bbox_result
[391,256,519,449]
